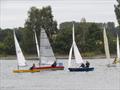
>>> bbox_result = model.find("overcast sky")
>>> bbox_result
[0,0,118,29]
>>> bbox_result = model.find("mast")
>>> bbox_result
[34,30,40,58]
[73,24,75,43]
[117,34,120,59]
[39,29,41,66]
[72,24,83,64]
[68,24,84,68]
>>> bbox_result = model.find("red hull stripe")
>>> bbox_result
[33,66,64,69]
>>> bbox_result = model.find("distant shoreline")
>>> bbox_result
[0,54,116,60]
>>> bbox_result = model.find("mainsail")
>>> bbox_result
[39,28,56,65]
[34,30,40,58]
[13,30,26,66]
[68,24,83,68]
[103,27,110,61]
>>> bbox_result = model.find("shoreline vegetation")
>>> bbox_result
[0,54,116,60]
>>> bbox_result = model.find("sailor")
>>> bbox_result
[113,57,119,64]
[51,61,57,67]
[30,63,35,70]
[85,61,90,68]
[113,57,117,64]
[80,63,85,68]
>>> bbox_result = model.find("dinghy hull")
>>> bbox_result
[13,69,41,73]
[68,67,94,72]
[33,66,64,70]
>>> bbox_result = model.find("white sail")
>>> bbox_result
[117,34,120,59]
[13,30,26,66]
[73,41,84,64]
[103,27,110,61]
[40,28,56,64]
[34,30,40,58]
[68,44,73,68]
[72,24,83,64]
[68,24,83,68]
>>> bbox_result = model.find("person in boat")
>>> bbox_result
[30,63,35,70]
[80,63,85,68]
[113,57,117,64]
[51,61,57,67]
[113,57,119,64]
[85,61,90,68]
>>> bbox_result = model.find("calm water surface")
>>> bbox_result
[0,59,120,90]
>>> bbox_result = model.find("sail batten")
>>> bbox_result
[13,30,26,67]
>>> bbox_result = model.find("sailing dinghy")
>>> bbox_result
[103,27,120,67]
[107,34,120,67]
[33,28,64,70]
[115,34,120,64]
[68,24,94,72]
[13,30,40,73]
[109,34,120,67]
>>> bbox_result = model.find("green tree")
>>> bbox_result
[85,23,103,53]
[24,6,58,54]
[3,29,15,54]
[54,28,72,54]
[22,28,36,54]
[55,22,104,55]
[115,0,120,26]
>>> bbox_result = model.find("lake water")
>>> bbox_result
[0,59,120,90]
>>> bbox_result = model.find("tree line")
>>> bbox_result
[0,4,120,57]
